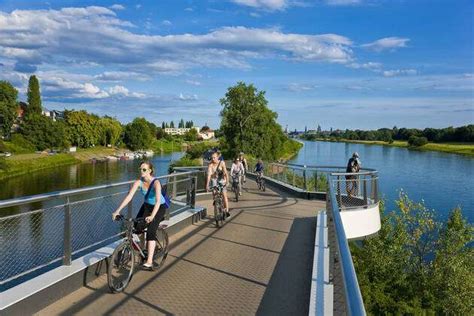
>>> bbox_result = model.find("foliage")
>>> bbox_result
[97,116,122,146]
[7,134,36,153]
[0,80,19,138]
[219,82,288,161]
[64,110,100,147]
[0,156,7,171]
[302,125,474,143]
[20,114,69,150]
[352,192,473,315]
[26,75,42,115]
[408,136,428,147]
[123,117,154,150]
[184,128,198,141]
[186,142,216,159]
[168,156,201,173]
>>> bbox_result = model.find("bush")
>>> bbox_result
[168,156,201,173]
[408,136,428,147]
[186,142,216,159]
[0,157,7,170]
[10,134,36,152]
[0,140,6,152]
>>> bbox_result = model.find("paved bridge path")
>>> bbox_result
[36,180,325,316]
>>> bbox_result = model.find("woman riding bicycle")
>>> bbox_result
[231,157,244,196]
[112,161,167,270]
[206,151,230,218]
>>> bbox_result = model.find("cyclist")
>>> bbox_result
[112,161,167,270]
[238,152,248,184]
[206,150,230,218]
[255,159,264,176]
[230,157,244,196]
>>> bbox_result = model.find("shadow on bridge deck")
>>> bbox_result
[36,180,325,316]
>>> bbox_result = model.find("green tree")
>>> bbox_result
[27,75,42,115]
[179,119,185,128]
[219,82,286,160]
[170,121,175,128]
[0,81,19,138]
[64,110,99,147]
[184,128,198,141]
[20,114,68,150]
[123,117,154,150]
[430,208,474,314]
[97,117,122,146]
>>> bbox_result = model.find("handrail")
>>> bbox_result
[328,178,366,316]
[0,170,197,209]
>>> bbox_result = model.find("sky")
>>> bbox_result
[0,0,472,131]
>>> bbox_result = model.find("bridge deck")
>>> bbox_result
[36,180,324,315]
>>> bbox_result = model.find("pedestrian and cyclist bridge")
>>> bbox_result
[0,163,380,315]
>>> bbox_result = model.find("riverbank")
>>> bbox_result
[0,147,132,180]
[0,154,80,180]
[309,138,474,157]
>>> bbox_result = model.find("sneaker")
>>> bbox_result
[239,192,242,196]
[142,263,153,271]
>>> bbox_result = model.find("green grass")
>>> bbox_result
[0,154,80,180]
[314,138,474,157]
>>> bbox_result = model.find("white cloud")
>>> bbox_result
[347,62,382,71]
[231,0,289,11]
[162,20,172,26]
[136,4,142,9]
[178,93,198,101]
[0,7,355,73]
[361,37,410,52]
[94,71,151,82]
[108,85,145,98]
[383,69,417,77]
[184,7,193,12]
[185,79,201,86]
[286,83,320,92]
[109,4,125,10]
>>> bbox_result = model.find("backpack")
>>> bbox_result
[144,178,171,208]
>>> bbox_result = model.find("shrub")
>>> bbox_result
[408,136,428,147]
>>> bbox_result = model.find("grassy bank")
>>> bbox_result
[71,147,130,162]
[311,138,474,157]
[0,154,80,180]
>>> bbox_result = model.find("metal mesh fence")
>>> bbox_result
[0,171,198,287]
[331,173,379,210]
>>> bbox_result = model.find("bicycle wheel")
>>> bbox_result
[108,241,135,293]
[262,180,266,192]
[234,184,239,202]
[214,202,220,227]
[219,197,225,226]
[153,229,169,268]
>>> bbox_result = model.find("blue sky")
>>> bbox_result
[0,0,472,130]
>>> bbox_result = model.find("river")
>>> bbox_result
[289,140,473,223]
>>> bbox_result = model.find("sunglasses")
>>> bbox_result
[139,168,149,172]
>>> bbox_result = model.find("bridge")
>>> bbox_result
[0,163,380,315]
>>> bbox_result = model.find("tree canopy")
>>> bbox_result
[0,81,18,138]
[219,82,287,160]
[27,75,42,115]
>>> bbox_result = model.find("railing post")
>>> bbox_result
[172,172,177,198]
[63,196,72,266]
[373,175,378,203]
[292,171,296,187]
[363,177,368,205]
[337,175,342,207]
[191,176,197,208]
[315,171,318,192]
[303,166,307,191]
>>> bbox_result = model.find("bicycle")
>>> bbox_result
[256,172,266,191]
[231,173,240,202]
[211,184,225,227]
[108,215,169,293]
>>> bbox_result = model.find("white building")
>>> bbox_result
[164,127,200,136]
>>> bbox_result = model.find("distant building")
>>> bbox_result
[198,126,215,140]
[42,109,64,121]
[164,127,200,136]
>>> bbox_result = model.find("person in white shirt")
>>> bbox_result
[230,157,244,196]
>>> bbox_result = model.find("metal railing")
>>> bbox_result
[326,176,367,316]
[0,171,198,289]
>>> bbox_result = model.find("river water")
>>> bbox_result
[289,140,473,223]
